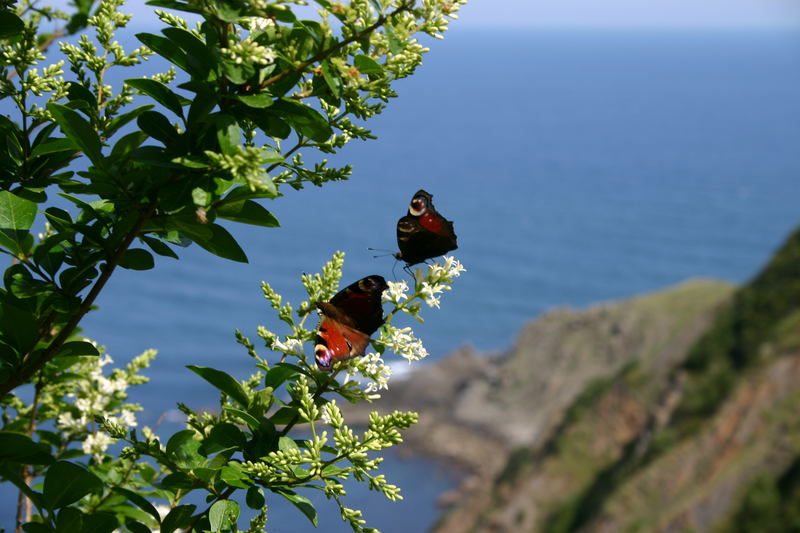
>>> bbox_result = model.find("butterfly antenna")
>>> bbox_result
[368,247,396,259]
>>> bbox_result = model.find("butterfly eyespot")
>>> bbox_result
[408,196,427,216]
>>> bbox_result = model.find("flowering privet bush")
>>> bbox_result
[0,0,465,531]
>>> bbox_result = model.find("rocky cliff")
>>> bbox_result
[345,227,800,533]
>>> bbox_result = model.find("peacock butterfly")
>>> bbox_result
[395,190,458,266]
[314,275,388,371]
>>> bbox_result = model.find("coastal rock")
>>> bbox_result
[343,279,742,531]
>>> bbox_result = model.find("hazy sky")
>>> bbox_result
[455,0,800,28]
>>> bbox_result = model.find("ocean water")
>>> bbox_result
[3,28,800,532]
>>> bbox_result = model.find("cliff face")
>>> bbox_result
[346,228,800,533]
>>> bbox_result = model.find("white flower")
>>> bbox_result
[83,431,113,461]
[320,407,332,425]
[320,400,344,428]
[442,255,465,278]
[250,17,275,32]
[56,412,86,431]
[75,397,93,414]
[380,327,429,362]
[114,409,138,428]
[98,376,128,395]
[273,337,303,355]
[384,280,409,304]
[344,352,393,397]
[419,281,445,308]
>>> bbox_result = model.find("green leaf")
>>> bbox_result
[177,222,248,263]
[0,11,24,39]
[136,32,190,73]
[0,190,37,254]
[269,406,299,425]
[112,487,162,523]
[130,146,180,167]
[187,365,250,407]
[0,299,40,354]
[158,472,196,491]
[245,487,265,510]
[66,82,97,113]
[250,109,291,139]
[219,57,255,85]
[354,54,383,75]
[278,436,299,453]
[125,521,152,533]
[56,507,83,533]
[223,407,260,431]
[106,104,155,137]
[126,78,186,120]
[141,235,179,259]
[203,423,246,454]
[272,488,318,526]
[119,248,155,270]
[219,465,250,489]
[265,363,298,390]
[214,113,240,155]
[43,461,103,509]
[56,341,100,358]
[321,61,341,98]
[21,523,53,533]
[234,93,274,108]
[160,504,196,533]
[144,0,203,16]
[162,27,216,79]
[110,131,150,158]
[0,432,54,464]
[271,99,332,142]
[137,111,179,147]
[30,137,78,157]
[215,200,279,228]
[81,511,117,533]
[221,181,278,204]
[47,103,103,166]
[209,500,239,532]
[165,429,196,458]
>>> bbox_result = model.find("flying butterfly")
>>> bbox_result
[394,189,458,267]
[314,275,388,371]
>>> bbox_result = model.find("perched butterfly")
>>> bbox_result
[395,190,458,266]
[314,275,388,371]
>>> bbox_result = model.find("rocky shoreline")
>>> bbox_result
[344,279,741,531]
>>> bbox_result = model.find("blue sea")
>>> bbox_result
[4,28,800,532]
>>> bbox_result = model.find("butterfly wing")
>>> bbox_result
[314,317,370,370]
[314,275,388,371]
[396,190,458,265]
[326,275,388,335]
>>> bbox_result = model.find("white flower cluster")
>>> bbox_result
[383,280,409,305]
[345,352,393,398]
[417,255,466,307]
[379,326,428,363]
[221,37,276,66]
[271,336,304,356]
[249,17,275,33]
[55,349,152,462]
